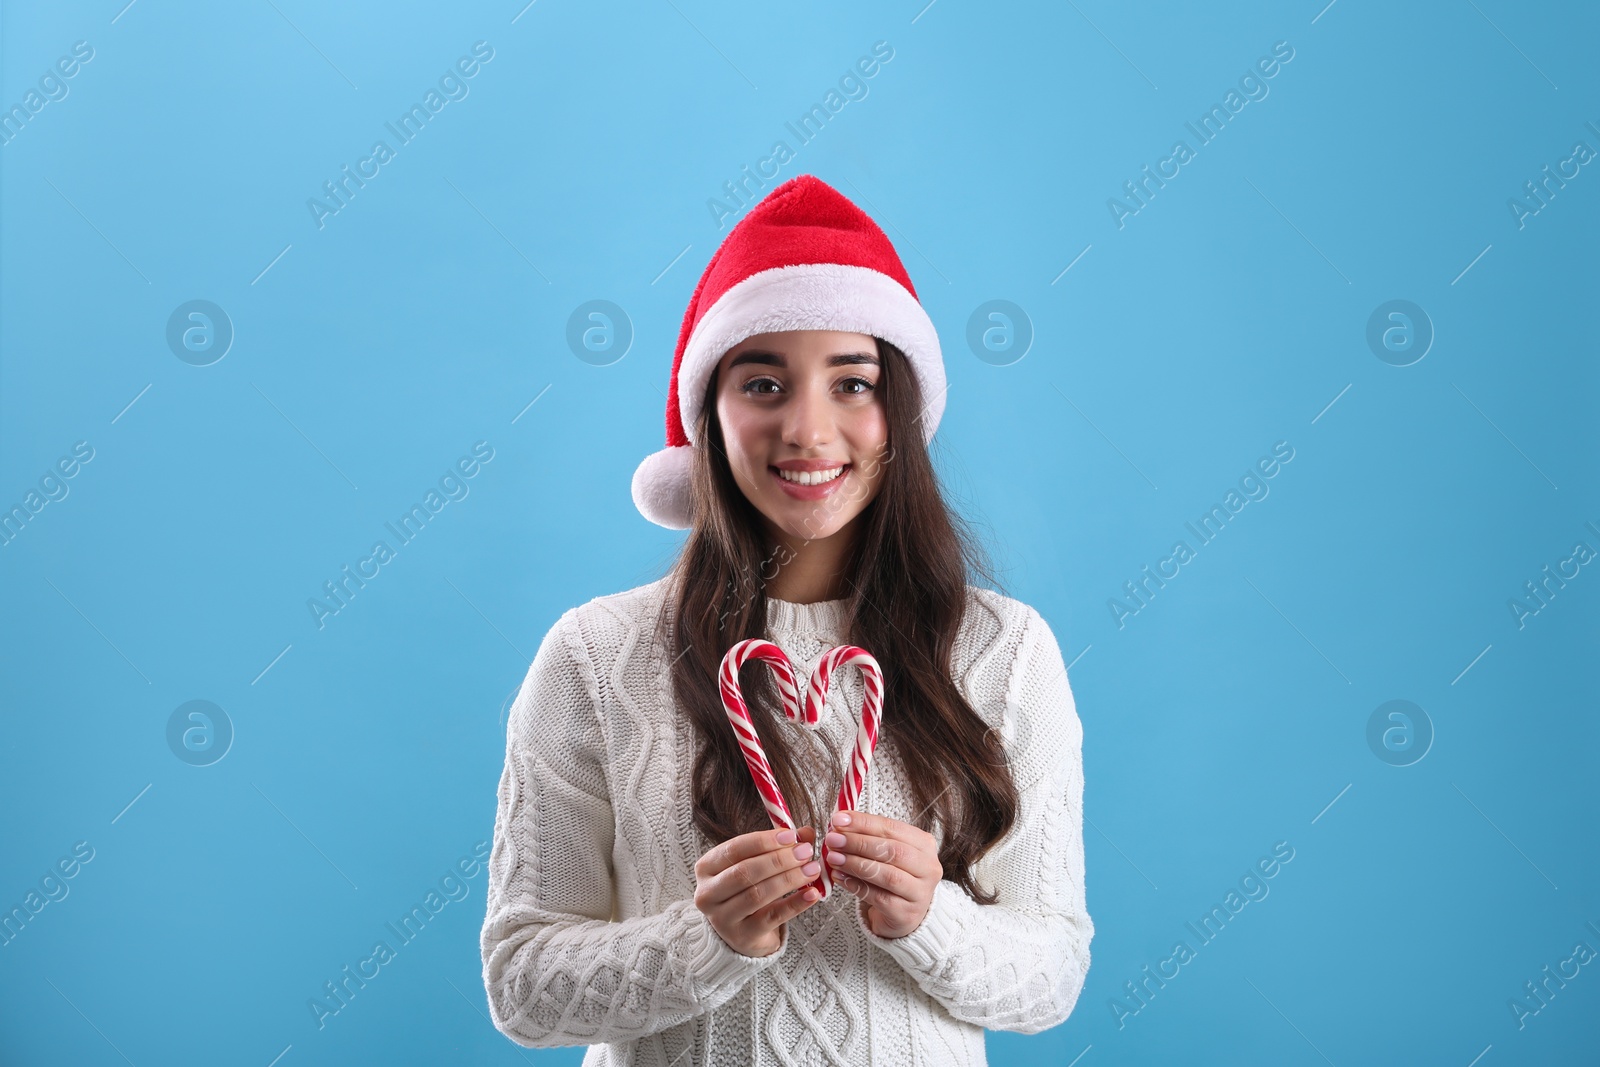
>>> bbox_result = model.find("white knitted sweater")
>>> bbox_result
[479,576,1091,1065]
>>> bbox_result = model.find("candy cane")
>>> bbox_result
[718,638,885,900]
[808,645,885,845]
[718,639,805,833]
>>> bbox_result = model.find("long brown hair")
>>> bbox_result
[657,336,1020,904]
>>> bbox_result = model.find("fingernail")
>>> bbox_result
[776,829,796,845]
[825,832,846,848]
[793,843,813,861]
[834,812,852,826]
[802,861,821,876]
[826,851,845,865]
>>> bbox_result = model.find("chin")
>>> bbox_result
[740,470,875,541]
[773,506,856,542]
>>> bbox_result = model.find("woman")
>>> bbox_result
[480,175,1091,1065]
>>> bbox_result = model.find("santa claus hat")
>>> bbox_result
[631,174,946,529]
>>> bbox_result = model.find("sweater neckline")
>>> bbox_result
[765,594,850,634]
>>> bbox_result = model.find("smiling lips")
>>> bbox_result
[776,466,844,485]
[771,462,849,499]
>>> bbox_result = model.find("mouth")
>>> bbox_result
[770,463,850,500]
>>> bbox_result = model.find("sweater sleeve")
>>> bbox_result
[480,608,786,1048]
[853,604,1093,1034]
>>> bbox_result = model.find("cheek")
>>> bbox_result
[849,406,889,458]
[846,409,890,495]
[716,404,765,474]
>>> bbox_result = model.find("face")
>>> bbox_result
[713,330,890,546]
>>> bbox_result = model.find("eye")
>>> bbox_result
[739,376,781,396]
[840,376,876,395]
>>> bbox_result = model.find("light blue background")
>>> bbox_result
[2,0,1596,1063]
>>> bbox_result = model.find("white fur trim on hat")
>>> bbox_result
[631,444,694,530]
[676,263,945,446]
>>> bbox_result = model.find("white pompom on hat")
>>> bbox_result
[631,174,946,530]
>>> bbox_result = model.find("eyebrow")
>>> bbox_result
[726,350,880,370]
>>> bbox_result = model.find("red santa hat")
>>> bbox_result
[631,174,946,529]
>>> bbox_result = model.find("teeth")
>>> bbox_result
[776,466,845,486]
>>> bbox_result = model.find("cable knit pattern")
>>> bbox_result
[480,576,1092,1065]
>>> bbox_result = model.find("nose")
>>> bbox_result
[781,379,834,449]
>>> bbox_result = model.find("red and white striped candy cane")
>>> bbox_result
[808,644,885,876]
[718,639,805,835]
[718,639,885,901]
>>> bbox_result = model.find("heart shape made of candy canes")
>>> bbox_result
[717,638,885,901]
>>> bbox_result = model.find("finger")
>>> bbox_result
[830,810,934,852]
[824,848,918,902]
[722,839,819,909]
[827,829,939,879]
[761,881,823,928]
[837,872,899,914]
[699,831,810,909]
[697,826,802,882]
[733,855,825,922]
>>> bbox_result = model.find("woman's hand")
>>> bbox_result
[694,825,823,957]
[824,809,942,939]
